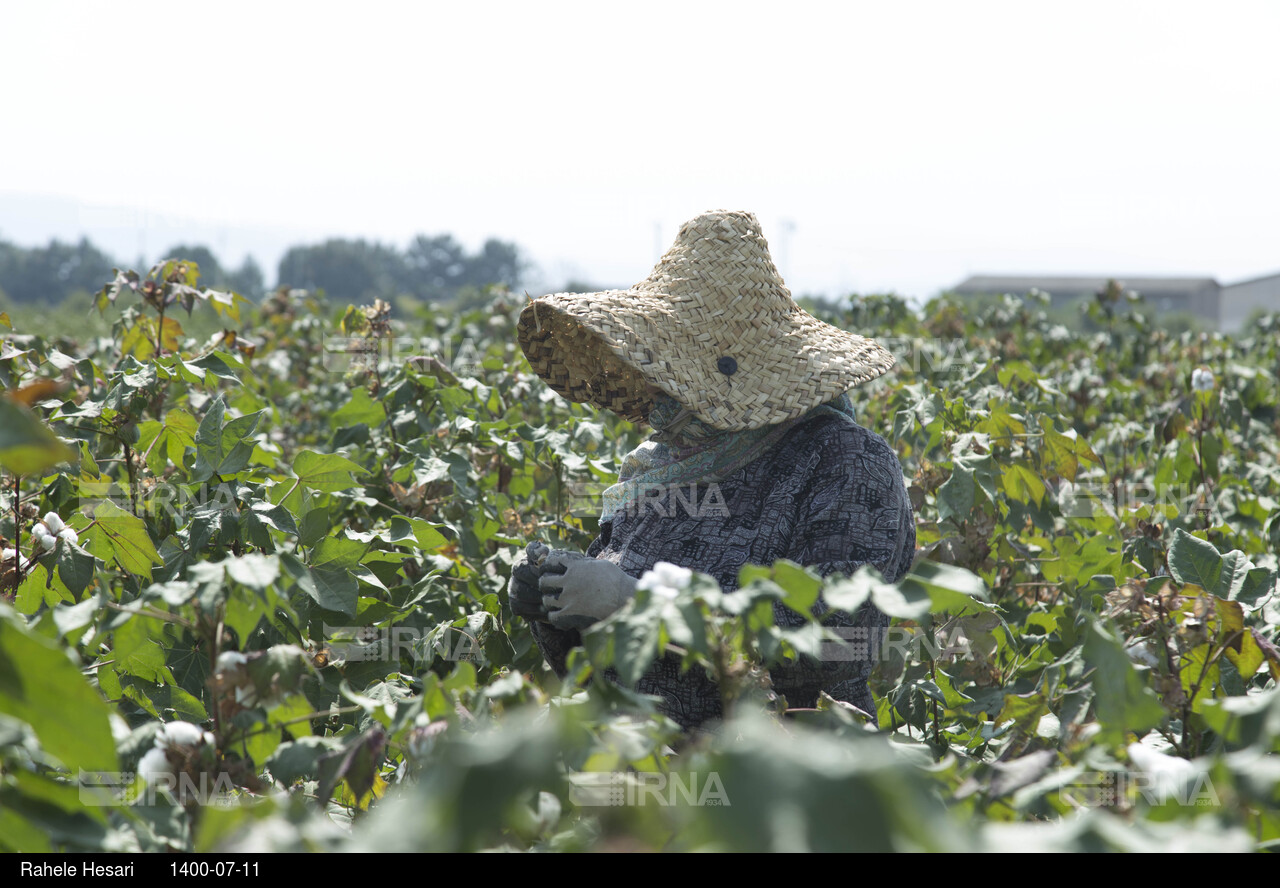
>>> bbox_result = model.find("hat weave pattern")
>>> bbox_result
[518,210,894,430]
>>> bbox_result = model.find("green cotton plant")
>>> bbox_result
[0,274,1279,852]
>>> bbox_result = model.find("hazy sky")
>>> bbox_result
[2,1,1277,300]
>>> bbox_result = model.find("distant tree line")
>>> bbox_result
[0,233,526,305]
[0,238,119,305]
[277,235,523,303]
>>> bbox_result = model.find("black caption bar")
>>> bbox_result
[11,855,269,880]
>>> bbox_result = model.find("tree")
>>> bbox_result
[400,234,524,301]
[226,256,264,297]
[0,237,116,303]
[277,239,404,303]
[401,234,467,300]
[279,234,526,303]
[464,238,522,291]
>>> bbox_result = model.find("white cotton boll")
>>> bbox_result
[34,529,57,552]
[109,714,132,745]
[216,651,249,670]
[1191,367,1214,392]
[651,562,692,590]
[138,747,173,783]
[1,548,15,563]
[57,527,78,547]
[1125,643,1160,669]
[41,513,64,534]
[158,721,208,750]
[637,562,692,599]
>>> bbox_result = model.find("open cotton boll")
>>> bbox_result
[157,721,213,750]
[40,512,64,534]
[33,529,57,552]
[57,527,78,547]
[216,651,250,670]
[137,747,174,784]
[637,561,693,599]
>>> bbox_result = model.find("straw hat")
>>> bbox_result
[517,210,895,431]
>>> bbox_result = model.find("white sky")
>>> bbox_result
[1,0,1278,300]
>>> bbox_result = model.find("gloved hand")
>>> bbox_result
[539,552,638,631]
[508,542,553,622]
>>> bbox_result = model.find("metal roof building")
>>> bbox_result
[951,273,1279,333]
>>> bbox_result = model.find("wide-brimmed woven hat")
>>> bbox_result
[517,209,895,431]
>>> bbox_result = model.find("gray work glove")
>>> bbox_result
[539,551,638,631]
[508,542,553,622]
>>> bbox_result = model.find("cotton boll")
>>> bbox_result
[1191,367,1214,392]
[158,721,209,750]
[216,651,250,670]
[638,561,693,599]
[57,527,78,547]
[41,512,64,534]
[138,747,174,784]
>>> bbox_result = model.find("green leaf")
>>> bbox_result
[1167,528,1223,593]
[773,560,822,616]
[54,540,97,598]
[1199,686,1280,749]
[310,536,367,570]
[292,450,369,492]
[997,692,1050,736]
[1002,463,1046,506]
[387,516,448,551]
[264,736,345,787]
[225,553,280,591]
[192,396,262,482]
[282,554,357,617]
[1043,429,1080,481]
[0,396,76,475]
[900,561,992,614]
[82,500,163,580]
[1179,643,1221,714]
[243,501,300,549]
[0,615,119,773]
[1082,621,1166,744]
[110,617,174,685]
[85,501,163,579]
[120,675,207,723]
[331,388,386,429]
[936,465,975,523]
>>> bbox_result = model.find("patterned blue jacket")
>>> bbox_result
[528,411,917,729]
